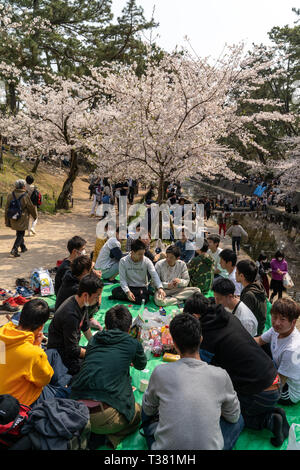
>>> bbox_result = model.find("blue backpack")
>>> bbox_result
[102,195,110,204]
[7,192,25,220]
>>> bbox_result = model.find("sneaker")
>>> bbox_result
[10,250,20,258]
[21,247,28,253]
[13,295,30,305]
[15,286,34,298]
[30,228,36,234]
[0,302,20,313]
[4,297,20,308]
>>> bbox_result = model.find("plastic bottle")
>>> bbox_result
[139,299,145,320]
[161,325,173,350]
[152,336,163,357]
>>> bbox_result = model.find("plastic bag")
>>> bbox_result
[283,273,294,289]
[30,268,54,296]
[286,423,300,450]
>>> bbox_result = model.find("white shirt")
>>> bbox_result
[232,301,258,337]
[228,267,243,296]
[261,327,300,403]
[95,237,121,270]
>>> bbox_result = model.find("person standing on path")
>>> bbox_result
[217,210,229,237]
[226,220,248,255]
[5,179,37,258]
[269,250,288,304]
[25,175,39,236]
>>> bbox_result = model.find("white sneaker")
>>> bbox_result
[31,228,36,235]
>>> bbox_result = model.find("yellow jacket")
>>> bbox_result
[0,322,54,406]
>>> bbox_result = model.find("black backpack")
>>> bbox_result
[30,188,42,206]
[7,192,25,220]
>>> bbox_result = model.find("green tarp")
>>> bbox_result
[42,286,300,451]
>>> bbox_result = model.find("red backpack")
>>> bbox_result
[0,403,31,449]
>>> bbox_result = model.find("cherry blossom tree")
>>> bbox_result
[86,44,294,202]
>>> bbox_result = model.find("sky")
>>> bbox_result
[112,0,299,58]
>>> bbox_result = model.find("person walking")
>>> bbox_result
[217,210,229,237]
[226,220,248,255]
[25,175,39,236]
[5,179,37,258]
[269,250,288,303]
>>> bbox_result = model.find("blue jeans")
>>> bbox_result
[141,409,244,450]
[32,349,72,407]
[238,388,281,431]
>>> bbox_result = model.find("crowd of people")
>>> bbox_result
[0,176,299,451]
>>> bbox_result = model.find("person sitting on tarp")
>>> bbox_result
[255,298,300,406]
[47,274,103,376]
[154,245,200,307]
[55,236,87,296]
[94,227,125,283]
[183,293,290,448]
[0,299,71,407]
[141,314,244,450]
[70,305,147,449]
[109,239,166,305]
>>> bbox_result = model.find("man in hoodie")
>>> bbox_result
[0,299,70,406]
[5,179,37,258]
[236,259,267,335]
[70,305,147,449]
[47,274,103,375]
[183,293,290,448]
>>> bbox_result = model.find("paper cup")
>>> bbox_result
[139,379,149,393]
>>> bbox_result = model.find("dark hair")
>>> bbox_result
[183,292,212,317]
[71,255,92,277]
[233,220,239,225]
[220,249,237,266]
[67,236,87,254]
[131,239,146,252]
[236,259,258,283]
[169,314,202,354]
[271,298,300,322]
[275,250,285,260]
[105,305,132,332]
[166,245,181,258]
[199,239,209,253]
[258,252,267,262]
[212,277,235,296]
[25,175,34,185]
[19,299,50,331]
[77,273,103,296]
[207,234,220,245]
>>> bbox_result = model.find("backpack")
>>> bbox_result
[31,188,42,206]
[102,194,110,204]
[7,192,25,220]
[0,403,31,449]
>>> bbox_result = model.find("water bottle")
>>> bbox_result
[139,299,145,319]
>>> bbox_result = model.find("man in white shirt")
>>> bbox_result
[207,235,228,279]
[255,298,300,405]
[154,245,200,307]
[219,249,243,296]
[212,277,258,337]
[94,227,124,282]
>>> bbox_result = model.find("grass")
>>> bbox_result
[0,151,68,219]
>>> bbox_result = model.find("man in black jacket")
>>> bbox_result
[183,293,290,448]
[54,236,87,295]
[236,259,267,335]
[47,274,103,375]
[55,255,92,310]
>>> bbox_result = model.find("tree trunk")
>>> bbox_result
[157,174,165,204]
[31,156,41,173]
[0,134,3,171]
[8,82,17,114]
[56,150,79,210]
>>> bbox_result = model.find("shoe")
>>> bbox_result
[89,214,95,218]
[16,278,31,288]
[4,297,20,308]
[21,247,28,253]
[274,407,290,439]
[13,295,30,305]
[0,302,20,313]
[30,228,36,235]
[266,412,286,447]
[10,250,20,258]
[15,286,34,298]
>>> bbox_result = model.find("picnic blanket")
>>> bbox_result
[42,286,300,451]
